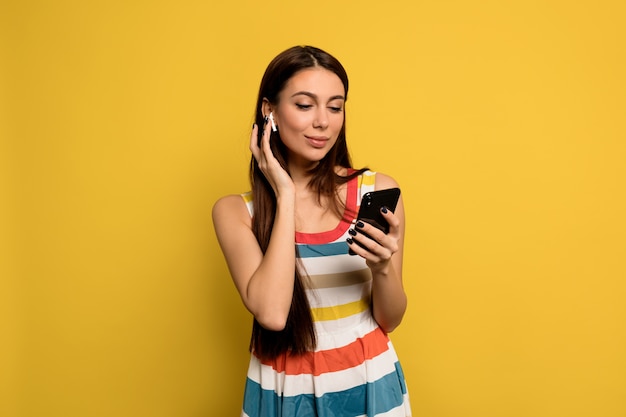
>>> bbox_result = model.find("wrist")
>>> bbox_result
[368,259,394,278]
[370,267,391,278]
[276,191,295,207]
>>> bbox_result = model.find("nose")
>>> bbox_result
[313,108,329,129]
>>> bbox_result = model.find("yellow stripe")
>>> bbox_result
[361,171,376,186]
[242,191,253,203]
[311,298,370,322]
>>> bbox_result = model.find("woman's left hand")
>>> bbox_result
[347,176,406,332]
[347,207,400,273]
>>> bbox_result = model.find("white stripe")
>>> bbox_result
[285,349,400,396]
[313,310,373,341]
[314,316,379,350]
[248,347,400,396]
[306,282,371,308]
[246,355,287,394]
[300,253,367,276]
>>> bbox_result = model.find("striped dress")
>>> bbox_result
[241,171,411,417]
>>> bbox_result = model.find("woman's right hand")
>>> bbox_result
[250,120,295,198]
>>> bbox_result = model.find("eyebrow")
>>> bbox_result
[291,91,346,101]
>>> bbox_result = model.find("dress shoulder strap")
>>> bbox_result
[241,191,254,217]
[357,170,377,206]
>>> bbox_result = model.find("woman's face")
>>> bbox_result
[270,68,346,168]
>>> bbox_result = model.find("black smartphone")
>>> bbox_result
[349,187,401,255]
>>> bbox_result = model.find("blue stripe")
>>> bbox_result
[243,363,407,417]
[297,242,349,258]
[394,361,408,395]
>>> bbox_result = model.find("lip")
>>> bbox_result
[305,135,329,148]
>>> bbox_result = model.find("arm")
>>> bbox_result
[347,173,407,332]
[212,122,296,331]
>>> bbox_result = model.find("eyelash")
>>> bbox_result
[295,104,343,113]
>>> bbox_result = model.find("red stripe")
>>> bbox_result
[256,327,390,376]
[295,171,358,244]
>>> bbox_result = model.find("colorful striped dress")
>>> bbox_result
[241,170,411,417]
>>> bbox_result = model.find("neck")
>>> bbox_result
[288,161,318,189]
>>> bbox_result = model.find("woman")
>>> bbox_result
[213,45,411,417]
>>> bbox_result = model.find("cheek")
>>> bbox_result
[331,114,345,130]
[279,111,309,131]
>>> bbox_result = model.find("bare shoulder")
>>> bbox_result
[374,172,401,190]
[212,194,251,228]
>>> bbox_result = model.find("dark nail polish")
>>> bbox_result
[356,221,365,228]
[346,237,353,244]
[348,229,357,236]
[381,206,388,214]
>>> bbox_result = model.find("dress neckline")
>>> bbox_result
[295,174,358,245]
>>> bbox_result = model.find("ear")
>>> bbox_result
[261,99,273,118]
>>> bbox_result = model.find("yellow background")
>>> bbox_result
[2,0,625,416]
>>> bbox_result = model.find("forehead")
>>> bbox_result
[281,68,345,99]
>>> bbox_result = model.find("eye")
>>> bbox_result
[296,104,312,110]
[329,106,343,113]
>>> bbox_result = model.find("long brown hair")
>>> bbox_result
[249,46,366,360]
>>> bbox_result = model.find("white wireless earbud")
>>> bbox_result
[268,112,278,132]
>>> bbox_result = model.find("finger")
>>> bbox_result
[346,236,372,258]
[379,206,401,235]
[259,117,273,151]
[347,234,388,262]
[250,121,273,165]
[355,221,385,244]
[249,124,260,159]
[354,222,398,257]
[349,225,382,255]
